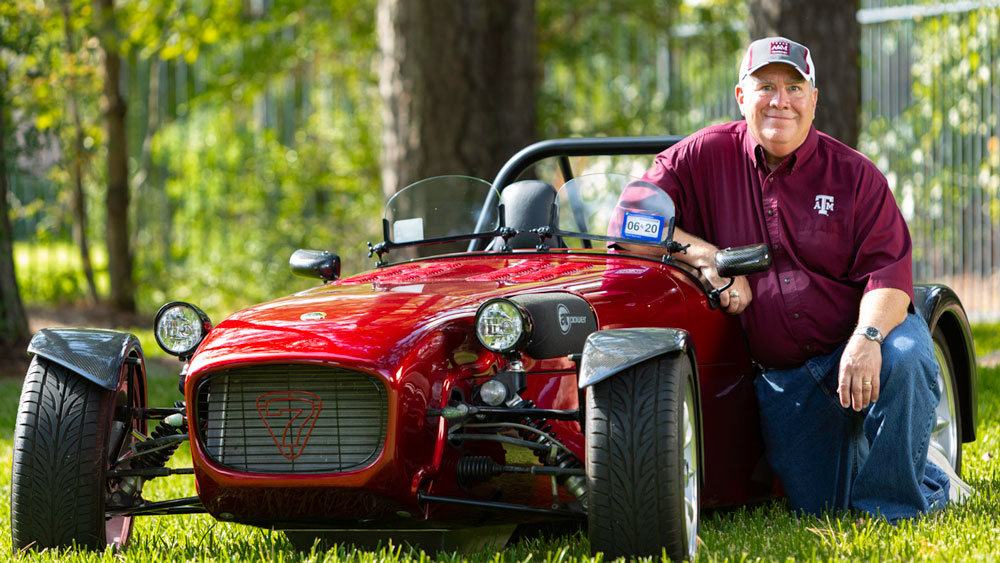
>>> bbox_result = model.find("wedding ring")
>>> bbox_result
[729,289,740,299]
[862,381,872,386]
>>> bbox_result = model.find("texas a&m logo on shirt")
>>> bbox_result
[814,195,835,216]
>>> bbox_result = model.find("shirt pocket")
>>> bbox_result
[793,220,852,278]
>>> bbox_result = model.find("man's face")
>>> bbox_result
[735,63,818,161]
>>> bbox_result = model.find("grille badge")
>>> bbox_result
[255,391,323,459]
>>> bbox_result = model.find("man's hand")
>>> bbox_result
[837,287,909,411]
[701,264,752,315]
[837,336,882,411]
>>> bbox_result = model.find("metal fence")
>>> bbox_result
[6,2,1000,320]
[859,1,1000,320]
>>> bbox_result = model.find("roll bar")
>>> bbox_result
[490,135,686,190]
[471,136,686,242]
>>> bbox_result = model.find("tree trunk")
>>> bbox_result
[0,77,30,349]
[377,0,536,199]
[746,0,860,148]
[60,0,99,303]
[94,0,135,312]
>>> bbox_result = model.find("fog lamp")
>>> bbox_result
[479,379,509,406]
[474,298,531,353]
[154,301,212,358]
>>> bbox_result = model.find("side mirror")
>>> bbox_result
[290,249,341,281]
[715,243,771,278]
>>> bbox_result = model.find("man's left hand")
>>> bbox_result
[837,336,882,411]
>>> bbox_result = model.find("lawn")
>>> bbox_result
[1,327,998,562]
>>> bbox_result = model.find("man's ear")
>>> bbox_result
[734,84,745,115]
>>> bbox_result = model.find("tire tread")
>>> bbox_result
[10,357,110,550]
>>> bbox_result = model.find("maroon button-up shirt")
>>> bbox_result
[642,121,913,369]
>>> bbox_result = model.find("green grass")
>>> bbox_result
[14,242,111,304]
[971,322,1000,358]
[2,339,999,562]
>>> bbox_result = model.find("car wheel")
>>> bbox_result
[585,353,699,561]
[930,326,962,474]
[10,356,142,550]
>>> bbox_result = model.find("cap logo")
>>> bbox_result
[770,41,790,56]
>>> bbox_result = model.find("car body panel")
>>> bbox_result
[183,251,766,523]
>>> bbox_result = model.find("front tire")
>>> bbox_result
[10,356,142,550]
[586,353,700,561]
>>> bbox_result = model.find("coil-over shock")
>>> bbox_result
[509,396,587,505]
[111,400,187,507]
[132,400,187,471]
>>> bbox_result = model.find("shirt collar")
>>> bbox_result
[742,123,819,172]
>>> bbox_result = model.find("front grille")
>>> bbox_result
[196,365,388,473]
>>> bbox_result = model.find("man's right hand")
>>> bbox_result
[702,265,752,315]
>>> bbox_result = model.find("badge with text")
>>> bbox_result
[620,211,665,243]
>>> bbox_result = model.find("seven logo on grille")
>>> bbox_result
[255,391,323,459]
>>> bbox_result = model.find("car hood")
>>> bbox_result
[187,255,610,374]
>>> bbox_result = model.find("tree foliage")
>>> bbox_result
[0,1,35,345]
[537,0,745,139]
[6,0,382,318]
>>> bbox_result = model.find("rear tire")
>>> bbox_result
[930,326,962,474]
[586,353,699,561]
[10,356,140,550]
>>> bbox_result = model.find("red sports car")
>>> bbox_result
[10,137,978,561]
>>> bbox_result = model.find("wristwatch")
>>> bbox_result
[853,325,884,344]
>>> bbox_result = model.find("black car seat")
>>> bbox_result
[495,180,559,249]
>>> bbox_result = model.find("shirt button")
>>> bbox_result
[767,209,775,216]
[805,344,812,351]
[774,243,780,251]
[783,278,791,284]
[769,177,775,183]
[793,313,800,319]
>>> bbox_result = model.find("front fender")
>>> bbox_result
[577,328,690,389]
[28,328,143,391]
[577,327,704,487]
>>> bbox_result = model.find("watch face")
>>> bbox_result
[862,326,882,342]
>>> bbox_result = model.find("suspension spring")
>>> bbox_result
[509,397,587,506]
[133,400,186,471]
[510,398,563,463]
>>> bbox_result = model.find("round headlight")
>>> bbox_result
[475,298,531,353]
[154,301,212,358]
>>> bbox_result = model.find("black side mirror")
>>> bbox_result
[715,243,771,278]
[707,244,772,307]
[290,249,341,281]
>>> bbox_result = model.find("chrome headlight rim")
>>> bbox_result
[474,298,533,354]
[154,301,213,358]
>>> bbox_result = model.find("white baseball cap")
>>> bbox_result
[739,37,815,86]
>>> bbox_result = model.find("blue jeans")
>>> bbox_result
[754,313,950,520]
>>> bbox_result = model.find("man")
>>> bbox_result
[637,36,971,519]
